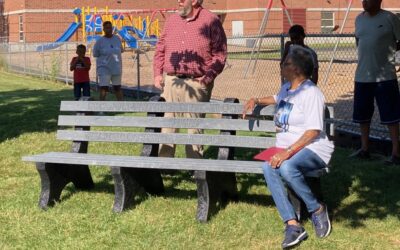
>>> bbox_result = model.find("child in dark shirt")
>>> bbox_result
[70,44,91,100]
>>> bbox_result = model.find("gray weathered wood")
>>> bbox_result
[23,152,329,176]
[58,115,276,132]
[60,101,276,116]
[56,130,275,149]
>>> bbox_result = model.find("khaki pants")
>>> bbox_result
[159,75,213,158]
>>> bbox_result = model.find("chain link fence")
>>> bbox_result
[0,33,398,139]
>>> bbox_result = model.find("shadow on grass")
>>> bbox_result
[0,88,71,142]
[323,148,400,228]
[54,147,400,227]
[0,87,141,143]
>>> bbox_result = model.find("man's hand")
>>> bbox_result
[195,75,206,85]
[154,75,164,90]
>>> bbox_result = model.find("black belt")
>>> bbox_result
[167,73,199,79]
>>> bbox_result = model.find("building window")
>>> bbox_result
[19,14,24,42]
[321,11,334,34]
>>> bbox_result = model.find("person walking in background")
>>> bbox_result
[280,24,319,84]
[70,44,91,100]
[93,21,124,101]
[350,0,400,165]
[153,0,227,159]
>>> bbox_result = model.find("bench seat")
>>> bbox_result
[23,152,329,177]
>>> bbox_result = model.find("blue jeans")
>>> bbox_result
[74,82,91,100]
[262,148,327,222]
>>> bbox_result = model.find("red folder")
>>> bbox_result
[253,147,285,162]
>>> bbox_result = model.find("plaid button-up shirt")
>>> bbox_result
[153,7,227,85]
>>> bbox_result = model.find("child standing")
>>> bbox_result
[70,44,91,100]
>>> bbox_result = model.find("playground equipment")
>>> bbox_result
[36,7,175,51]
[321,0,354,86]
[36,9,83,51]
[244,0,293,78]
[244,0,354,82]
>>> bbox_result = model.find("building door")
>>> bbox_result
[283,9,306,33]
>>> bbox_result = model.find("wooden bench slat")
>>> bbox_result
[57,130,275,149]
[58,115,277,132]
[22,152,329,176]
[60,101,276,116]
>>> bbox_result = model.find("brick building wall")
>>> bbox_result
[1,0,400,43]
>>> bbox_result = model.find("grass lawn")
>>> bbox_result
[1,72,400,249]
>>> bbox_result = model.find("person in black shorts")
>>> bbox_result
[351,0,400,165]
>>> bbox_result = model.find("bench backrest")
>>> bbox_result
[57,98,333,151]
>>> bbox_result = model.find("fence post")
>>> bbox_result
[136,49,141,99]
[65,43,68,84]
[41,45,44,79]
[280,33,285,84]
[24,42,26,74]
[8,43,11,70]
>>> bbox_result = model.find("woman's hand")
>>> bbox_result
[269,150,291,168]
[242,98,257,119]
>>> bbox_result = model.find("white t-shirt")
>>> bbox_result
[93,35,123,76]
[273,80,334,164]
[355,10,400,82]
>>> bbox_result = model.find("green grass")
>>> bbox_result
[1,72,400,249]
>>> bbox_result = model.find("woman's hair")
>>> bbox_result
[197,0,204,5]
[288,47,314,78]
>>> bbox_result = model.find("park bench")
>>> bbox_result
[22,96,334,222]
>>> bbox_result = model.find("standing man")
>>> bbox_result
[350,0,400,164]
[153,0,227,158]
[93,21,124,101]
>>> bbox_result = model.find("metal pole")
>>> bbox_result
[24,42,26,74]
[252,0,293,75]
[136,49,141,99]
[65,43,69,84]
[322,0,353,85]
[41,45,44,79]
[8,43,10,70]
[280,0,293,26]
[243,0,273,78]
[250,10,271,75]
[280,34,285,83]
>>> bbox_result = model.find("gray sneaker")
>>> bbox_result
[311,204,331,238]
[281,224,308,249]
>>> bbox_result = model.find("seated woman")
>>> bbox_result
[243,48,334,249]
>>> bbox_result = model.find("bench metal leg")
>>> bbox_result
[195,171,237,223]
[288,177,323,221]
[111,167,164,213]
[111,167,142,213]
[69,164,95,189]
[36,162,94,210]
